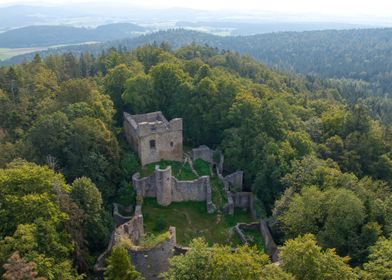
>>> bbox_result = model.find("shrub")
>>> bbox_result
[154,215,168,232]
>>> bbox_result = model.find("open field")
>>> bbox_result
[142,198,255,247]
[0,47,46,61]
[0,42,99,61]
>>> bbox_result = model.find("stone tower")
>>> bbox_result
[155,166,173,206]
[123,111,183,166]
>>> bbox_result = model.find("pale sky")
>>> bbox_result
[1,0,392,17]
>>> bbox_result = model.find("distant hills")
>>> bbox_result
[3,28,392,94]
[0,23,146,48]
[176,21,372,36]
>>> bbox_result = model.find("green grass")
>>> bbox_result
[142,198,254,246]
[138,232,171,249]
[193,159,211,176]
[139,160,197,180]
[210,176,226,209]
[242,229,265,252]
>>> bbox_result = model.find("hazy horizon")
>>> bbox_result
[1,0,392,25]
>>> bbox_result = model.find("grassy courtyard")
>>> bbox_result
[138,159,263,250]
[242,228,265,252]
[139,160,197,180]
[142,198,255,247]
[138,159,212,181]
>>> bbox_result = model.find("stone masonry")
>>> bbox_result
[124,111,183,166]
[133,165,216,213]
[95,204,177,280]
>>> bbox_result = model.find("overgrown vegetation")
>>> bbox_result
[193,159,211,176]
[242,229,265,252]
[142,198,254,246]
[1,42,392,278]
[139,160,197,180]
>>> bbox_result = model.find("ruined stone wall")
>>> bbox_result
[123,114,140,154]
[123,112,183,166]
[95,206,144,274]
[260,220,279,263]
[233,221,279,263]
[112,203,133,226]
[129,227,176,280]
[138,121,183,166]
[172,176,209,202]
[192,145,214,163]
[115,205,144,245]
[132,166,215,212]
[133,172,157,198]
[224,171,243,192]
[192,145,223,173]
[218,168,234,215]
[233,192,252,209]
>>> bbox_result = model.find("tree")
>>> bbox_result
[0,161,82,279]
[279,186,324,237]
[2,252,44,280]
[64,117,120,199]
[104,247,142,280]
[163,238,210,280]
[277,185,366,259]
[0,160,70,237]
[208,245,270,280]
[71,177,111,254]
[26,111,71,166]
[122,73,155,113]
[150,62,188,115]
[163,238,291,280]
[320,188,365,256]
[104,64,132,123]
[279,234,357,280]
[363,237,392,280]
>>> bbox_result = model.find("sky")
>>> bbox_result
[1,0,392,17]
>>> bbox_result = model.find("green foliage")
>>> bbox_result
[104,247,142,280]
[71,177,111,254]
[0,161,83,279]
[139,160,197,181]
[142,198,253,246]
[363,237,392,280]
[192,159,211,176]
[153,215,168,232]
[0,161,69,237]
[2,42,392,277]
[103,64,132,123]
[138,232,171,249]
[278,186,368,262]
[163,238,291,280]
[279,234,357,280]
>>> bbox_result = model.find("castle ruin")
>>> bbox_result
[133,165,216,213]
[95,115,280,279]
[124,111,183,166]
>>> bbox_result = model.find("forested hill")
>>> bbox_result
[4,28,392,94]
[0,23,146,48]
[1,44,392,278]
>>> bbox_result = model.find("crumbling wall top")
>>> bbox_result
[124,111,182,137]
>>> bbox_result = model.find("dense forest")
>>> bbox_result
[4,28,392,95]
[0,23,146,48]
[1,44,392,279]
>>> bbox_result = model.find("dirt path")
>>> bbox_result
[184,152,199,177]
